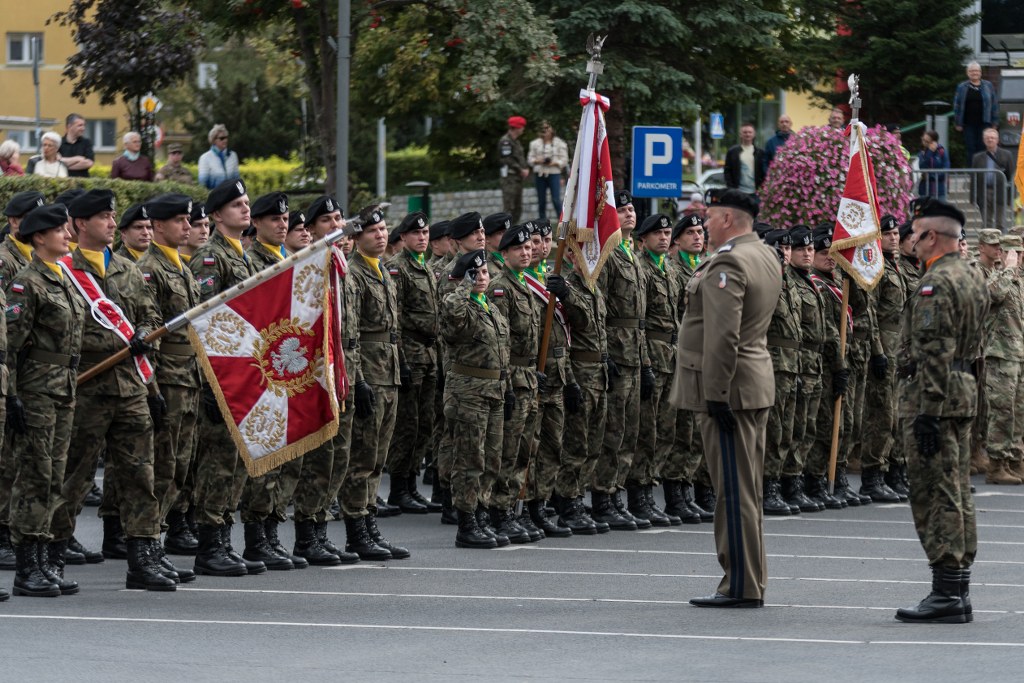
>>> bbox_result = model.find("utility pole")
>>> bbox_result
[336,0,351,211]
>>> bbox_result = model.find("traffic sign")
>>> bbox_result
[631,126,683,198]
[710,113,725,139]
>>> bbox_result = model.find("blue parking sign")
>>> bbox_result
[631,126,683,198]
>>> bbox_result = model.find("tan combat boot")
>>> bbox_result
[985,459,1023,485]
[1010,459,1024,481]
[970,444,989,476]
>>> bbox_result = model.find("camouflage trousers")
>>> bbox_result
[842,343,868,464]
[283,440,332,523]
[0,434,13,527]
[904,416,977,569]
[861,364,898,469]
[170,418,201,515]
[594,364,640,493]
[765,371,798,479]
[490,384,538,509]
[152,384,199,526]
[983,358,1024,461]
[444,377,503,513]
[388,359,437,477]
[785,373,822,476]
[500,177,524,225]
[807,370,848,477]
[630,369,676,485]
[9,392,74,544]
[192,405,243,527]
[51,392,160,541]
[662,406,704,483]
[341,384,398,518]
[240,463,293,524]
[430,352,449,481]
[972,362,989,455]
[320,396,353,523]
[558,362,607,499]
[527,383,564,501]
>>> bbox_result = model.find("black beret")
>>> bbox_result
[398,211,428,234]
[190,202,207,222]
[449,212,483,240]
[960,228,967,241]
[812,224,833,252]
[242,224,257,238]
[635,213,672,238]
[146,193,193,221]
[909,196,965,228]
[358,205,385,229]
[206,179,247,214]
[673,214,703,238]
[483,212,512,236]
[68,189,115,219]
[4,191,45,217]
[754,221,773,240]
[706,189,759,218]
[765,229,792,247]
[498,223,532,250]
[119,203,148,229]
[520,221,539,237]
[388,227,403,245]
[304,196,342,225]
[429,220,450,241]
[21,203,69,238]
[54,188,85,207]
[537,220,552,238]
[898,221,914,242]
[250,191,288,218]
[614,189,633,208]
[879,214,898,232]
[288,211,307,231]
[789,225,812,247]
[450,249,487,279]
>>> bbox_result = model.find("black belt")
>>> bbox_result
[646,330,677,344]
[767,336,800,350]
[510,355,536,367]
[451,363,506,381]
[361,331,399,344]
[607,317,645,329]
[547,346,566,359]
[159,342,195,357]
[570,350,606,363]
[801,341,823,353]
[28,348,80,370]
[404,330,437,347]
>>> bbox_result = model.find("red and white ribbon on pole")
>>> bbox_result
[522,270,571,347]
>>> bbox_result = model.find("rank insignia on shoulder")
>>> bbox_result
[493,289,505,297]
[11,283,24,294]
[717,244,733,253]
[919,285,935,296]
[203,256,216,266]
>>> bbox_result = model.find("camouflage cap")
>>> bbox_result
[977,228,1002,245]
[999,234,1024,252]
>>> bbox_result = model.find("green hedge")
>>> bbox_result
[0,176,206,215]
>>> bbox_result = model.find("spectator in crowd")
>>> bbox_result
[954,61,999,165]
[110,131,154,182]
[27,132,69,178]
[527,121,569,221]
[887,124,912,165]
[917,130,950,200]
[828,108,846,129]
[198,124,240,189]
[762,114,792,176]
[0,140,24,176]
[59,113,95,177]
[723,122,764,194]
[154,143,194,184]
[682,192,706,220]
[971,127,1015,231]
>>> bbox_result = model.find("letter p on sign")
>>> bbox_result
[644,133,673,177]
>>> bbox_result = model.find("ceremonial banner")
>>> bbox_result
[829,120,884,290]
[188,247,339,476]
[562,88,621,287]
[329,245,350,402]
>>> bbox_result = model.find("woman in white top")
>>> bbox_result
[527,121,569,221]
[28,132,69,178]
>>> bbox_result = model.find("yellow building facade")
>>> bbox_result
[1,2,126,167]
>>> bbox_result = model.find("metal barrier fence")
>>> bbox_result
[913,167,1019,233]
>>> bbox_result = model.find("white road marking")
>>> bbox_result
[767,517,1024,530]
[638,529,1024,545]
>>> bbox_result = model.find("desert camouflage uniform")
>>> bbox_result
[979,261,1024,464]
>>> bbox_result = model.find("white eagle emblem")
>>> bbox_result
[271,337,309,376]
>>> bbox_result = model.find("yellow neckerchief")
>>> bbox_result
[180,253,191,263]
[360,253,383,280]
[646,249,666,272]
[678,250,700,270]
[125,246,145,261]
[79,247,107,278]
[224,235,245,258]
[43,260,64,280]
[508,268,526,286]
[470,292,489,312]
[69,241,78,252]
[9,234,32,261]
[527,259,548,282]
[406,249,425,266]
[618,238,633,262]
[258,241,286,261]
[155,242,183,272]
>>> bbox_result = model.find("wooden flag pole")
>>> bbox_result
[827,279,851,492]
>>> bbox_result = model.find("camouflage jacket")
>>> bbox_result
[848,278,883,361]
[138,244,202,389]
[523,268,573,389]
[599,244,650,368]
[498,133,527,175]
[0,236,32,290]
[436,249,470,304]
[387,250,439,368]
[346,253,400,387]
[563,267,608,388]
[441,278,511,401]
[246,241,288,273]
[115,244,145,263]
[901,255,922,302]
[488,251,506,278]
[872,253,907,357]
[980,262,1024,360]
[189,230,257,302]
[5,256,86,397]
[487,268,540,391]
[640,252,679,374]
[765,268,802,375]
[898,252,989,418]
[810,267,849,369]
[671,251,700,321]
[790,265,838,375]
[428,252,452,279]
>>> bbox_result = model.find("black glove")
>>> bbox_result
[400,364,412,390]
[564,382,583,415]
[640,366,656,400]
[605,357,620,388]
[148,392,168,431]
[504,389,516,420]
[913,414,941,457]
[706,400,737,433]
[832,368,850,399]
[354,380,376,419]
[5,395,26,435]
[536,370,548,394]
[545,274,570,301]
[129,328,154,357]
[201,385,223,423]
[869,354,889,380]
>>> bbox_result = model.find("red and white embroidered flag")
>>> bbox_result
[829,120,884,290]
[561,89,621,288]
[188,247,339,476]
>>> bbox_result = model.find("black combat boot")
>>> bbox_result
[62,540,86,565]
[782,475,823,512]
[365,512,411,559]
[0,525,15,570]
[682,481,714,521]
[456,509,497,549]
[895,566,967,624]
[663,480,701,524]
[374,495,401,517]
[151,539,195,583]
[0,585,7,601]
[429,471,446,514]
[343,516,392,561]
[409,474,441,512]
[833,466,863,506]
[557,496,599,535]
[243,522,293,570]
[264,518,308,569]
[41,541,79,595]
[491,507,532,544]
[475,505,510,546]
[125,538,176,591]
[860,466,902,503]
[387,473,428,514]
[615,487,652,528]
[164,509,199,555]
[193,524,247,577]
[529,499,571,537]
[315,520,359,564]
[222,522,267,575]
[101,515,128,560]
[804,474,845,510]
[627,482,668,527]
[293,519,342,566]
[69,536,104,563]
[590,491,637,530]
[645,484,681,525]
[693,482,717,520]
[961,568,973,622]
[762,477,792,516]
[440,488,458,526]
[83,481,103,507]
[12,542,60,597]
[515,507,544,541]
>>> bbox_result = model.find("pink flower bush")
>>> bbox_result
[761,125,914,229]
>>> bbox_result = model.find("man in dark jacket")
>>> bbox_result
[971,128,1016,232]
[762,115,792,177]
[723,122,765,195]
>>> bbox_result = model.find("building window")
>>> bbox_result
[6,33,43,65]
[90,119,117,151]
[4,130,40,151]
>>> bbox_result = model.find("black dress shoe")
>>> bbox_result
[690,593,764,608]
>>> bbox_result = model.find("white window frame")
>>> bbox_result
[6,33,43,65]
[89,119,118,152]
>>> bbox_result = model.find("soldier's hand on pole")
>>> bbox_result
[536,370,548,394]
[148,392,168,431]
[399,364,412,390]
[913,414,941,457]
[354,380,376,418]
[832,368,850,398]
[201,385,223,423]
[5,396,26,435]
[869,354,888,379]
[504,389,516,420]
[564,382,583,414]
[545,274,571,301]
[706,400,737,433]
[129,328,154,357]
[605,357,620,387]
[640,366,656,400]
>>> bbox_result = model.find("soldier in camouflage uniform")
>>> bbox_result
[897,221,924,476]
[483,212,510,277]
[386,211,441,513]
[999,234,1024,481]
[427,220,453,276]
[441,250,512,548]
[498,116,529,224]
[116,204,153,262]
[894,197,988,625]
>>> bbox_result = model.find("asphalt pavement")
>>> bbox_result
[2,474,1023,682]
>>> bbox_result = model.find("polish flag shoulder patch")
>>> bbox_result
[493,288,505,297]
[11,283,24,294]
[919,285,935,297]
[388,267,399,276]
[203,256,216,266]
